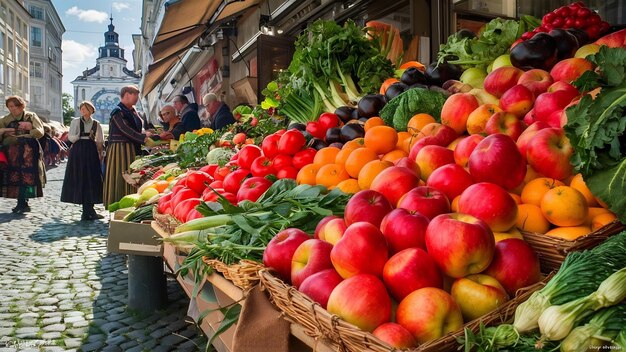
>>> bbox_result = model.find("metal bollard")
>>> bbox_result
[127,255,168,311]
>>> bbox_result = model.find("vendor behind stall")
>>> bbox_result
[152,105,184,141]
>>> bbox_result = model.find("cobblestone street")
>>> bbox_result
[0,163,207,351]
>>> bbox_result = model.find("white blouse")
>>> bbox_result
[68,117,104,147]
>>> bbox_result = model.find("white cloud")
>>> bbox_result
[112,2,131,12]
[61,40,98,70]
[66,6,109,23]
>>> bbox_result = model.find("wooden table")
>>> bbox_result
[151,222,336,352]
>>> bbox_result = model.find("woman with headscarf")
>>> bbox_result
[0,96,46,214]
[61,101,105,220]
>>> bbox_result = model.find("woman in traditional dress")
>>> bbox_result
[102,85,151,208]
[0,96,46,214]
[61,101,105,220]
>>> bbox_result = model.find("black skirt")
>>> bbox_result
[61,139,103,204]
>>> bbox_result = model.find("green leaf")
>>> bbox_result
[586,160,626,223]
[207,304,241,348]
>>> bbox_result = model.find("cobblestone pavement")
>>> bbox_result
[0,163,207,351]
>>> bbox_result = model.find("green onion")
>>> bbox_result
[538,268,626,341]
[560,304,626,352]
[514,231,626,332]
[615,330,626,349]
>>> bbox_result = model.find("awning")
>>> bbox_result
[141,54,180,96]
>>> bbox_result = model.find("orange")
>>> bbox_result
[400,61,426,71]
[586,207,613,225]
[357,160,393,190]
[364,126,398,155]
[336,179,361,194]
[335,147,356,166]
[315,164,350,189]
[520,178,566,206]
[364,117,385,132]
[516,204,551,234]
[591,212,617,232]
[540,186,588,227]
[153,180,170,193]
[344,147,379,178]
[380,78,400,95]
[343,138,365,150]
[545,226,591,241]
[396,132,412,152]
[313,147,341,166]
[406,114,436,136]
[569,173,599,207]
[381,149,407,163]
[296,164,320,185]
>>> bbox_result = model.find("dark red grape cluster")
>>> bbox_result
[521,2,609,41]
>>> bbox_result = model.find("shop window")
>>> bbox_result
[31,27,42,47]
[30,62,43,78]
[256,34,295,104]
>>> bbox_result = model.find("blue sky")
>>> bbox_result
[50,0,143,96]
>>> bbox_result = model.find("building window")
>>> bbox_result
[0,31,4,52]
[7,67,13,91]
[30,5,44,20]
[31,27,42,47]
[0,63,4,85]
[7,37,13,59]
[33,86,43,105]
[30,62,43,78]
[82,89,86,101]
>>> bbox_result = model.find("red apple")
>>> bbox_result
[484,238,542,296]
[522,108,537,125]
[383,248,443,301]
[397,186,451,220]
[450,274,509,321]
[344,190,393,227]
[408,124,458,161]
[396,287,463,344]
[517,68,554,96]
[372,323,417,349]
[466,104,502,135]
[526,127,574,181]
[547,80,579,98]
[314,215,339,239]
[454,134,484,167]
[484,112,526,141]
[516,121,550,160]
[534,89,576,127]
[458,182,518,232]
[483,66,524,98]
[291,239,334,289]
[394,157,421,177]
[426,164,474,201]
[440,93,480,134]
[298,269,344,309]
[414,145,455,181]
[550,57,594,83]
[327,274,391,332]
[331,222,388,279]
[468,133,526,191]
[380,208,429,254]
[425,213,495,278]
[370,166,422,207]
[498,84,535,118]
[263,228,311,283]
[318,217,348,245]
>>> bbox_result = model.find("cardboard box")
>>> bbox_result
[108,210,162,256]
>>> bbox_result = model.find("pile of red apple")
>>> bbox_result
[262,181,543,348]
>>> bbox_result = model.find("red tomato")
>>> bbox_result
[233,133,247,145]
[274,129,287,136]
[213,166,231,181]
[173,198,202,222]
[292,148,317,169]
[202,187,224,202]
[317,113,340,130]
[276,166,298,180]
[306,122,327,140]
[157,192,173,214]
[199,164,219,176]
[221,191,237,205]
[250,156,275,177]
[272,154,293,170]
[250,117,258,127]
[238,145,263,169]
[278,130,306,155]
[223,168,250,194]
[186,209,204,222]
[209,180,223,189]
[170,184,186,195]
[171,188,199,206]
[236,177,273,203]
[261,134,281,159]
[185,171,212,195]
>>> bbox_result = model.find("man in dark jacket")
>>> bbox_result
[203,93,235,131]
[172,95,201,132]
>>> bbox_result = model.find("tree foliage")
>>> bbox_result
[62,93,74,125]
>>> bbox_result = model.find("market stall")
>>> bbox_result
[108,2,626,351]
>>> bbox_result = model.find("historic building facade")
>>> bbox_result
[71,17,141,124]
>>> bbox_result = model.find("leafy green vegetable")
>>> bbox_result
[437,18,521,70]
[232,105,252,116]
[379,88,447,131]
[206,147,235,165]
[565,46,626,221]
[176,131,221,168]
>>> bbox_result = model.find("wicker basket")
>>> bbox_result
[259,269,548,352]
[523,220,625,273]
[202,258,264,291]
[152,208,180,235]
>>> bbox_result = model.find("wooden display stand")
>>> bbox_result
[151,222,332,352]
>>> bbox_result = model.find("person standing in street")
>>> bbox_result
[61,101,105,220]
[203,93,235,131]
[172,95,201,132]
[103,85,151,208]
[0,96,46,214]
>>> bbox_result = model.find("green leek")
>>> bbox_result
[560,304,626,352]
[539,267,626,341]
